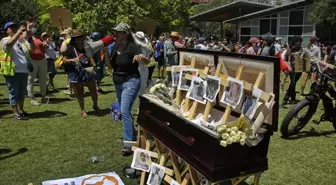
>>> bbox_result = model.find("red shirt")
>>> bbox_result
[30,37,46,60]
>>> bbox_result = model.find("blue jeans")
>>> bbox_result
[115,77,141,149]
[5,73,28,105]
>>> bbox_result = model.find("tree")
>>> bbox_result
[309,0,336,26]
[0,0,39,28]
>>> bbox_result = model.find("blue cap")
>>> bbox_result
[91,32,101,40]
[4,22,15,30]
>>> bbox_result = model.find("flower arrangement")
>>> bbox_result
[217,117,253,147]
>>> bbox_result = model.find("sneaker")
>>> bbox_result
[31,100,41,106]
[63,90,72,95]
[13,114,29,120]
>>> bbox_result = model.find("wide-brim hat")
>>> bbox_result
[113,22,131,33]
[133,31,148,47]
[170,31,180,39]
[41,32,49,38]
[4,22,16,30]
[71,29,84,38]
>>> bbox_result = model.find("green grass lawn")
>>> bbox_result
[0,72,335,185]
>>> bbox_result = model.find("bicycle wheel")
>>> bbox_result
[281,98,317,138]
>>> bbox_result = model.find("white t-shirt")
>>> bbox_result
[1,37,30,73]
[195,44,208,50]
[45,42,57,59]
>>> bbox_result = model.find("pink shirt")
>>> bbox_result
[30,37,46,60]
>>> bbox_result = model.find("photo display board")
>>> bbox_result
[178,48,280,131]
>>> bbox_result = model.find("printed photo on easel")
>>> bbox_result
[171,65,186,86]
[204,75,221,102]
[146,163,165,185]
[170,179,181,185]
[220,77,243,109]
[241,88,262,120]
[131,148,152,172]
[186,76,206,104]
[178,68,199,91]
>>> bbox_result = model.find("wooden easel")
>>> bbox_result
[203,63,223,121]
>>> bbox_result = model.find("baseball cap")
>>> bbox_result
[275,37,282,41]
[113,23,131,33]
[310,36,319,42]
[4,22,16,30]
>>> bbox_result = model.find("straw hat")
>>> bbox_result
[170,31,181,39]
[71,29,84,38]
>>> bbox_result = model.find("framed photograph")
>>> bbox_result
[241,88,262,120]
[170,179,181,185]
[146,163,165,185]
[204,75,221,102]
[178,68,199,91]
[171,65,186,86]
[131,148,152,172]
[186,76,206,104]
[220,77,243,109]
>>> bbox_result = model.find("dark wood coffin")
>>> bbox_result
[137,96,270,182]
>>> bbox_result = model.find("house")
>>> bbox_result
[190,0,336,46]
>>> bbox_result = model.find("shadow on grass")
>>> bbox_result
[48,97,74,104]
[284,130,336,140]
[29,110,67,119]
[0,110,12,117]
[100,83,114,87]
[0,147,28,160]
[87,108,110,117]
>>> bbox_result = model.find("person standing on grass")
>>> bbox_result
[0,21,34,120]
[154,36,165,79]
[108,23,148,155]
[27,21,48,106]
[41,32,57,92]
[63,30,100,118]
[60,28,75,96]
[281,36,303,107]
[90,32,106,94]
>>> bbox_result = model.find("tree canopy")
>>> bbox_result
[309,0,336,26]
[0,0,194,34]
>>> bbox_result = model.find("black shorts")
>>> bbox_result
[156,56,164,67]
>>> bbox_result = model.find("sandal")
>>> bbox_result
[81,112,88,118]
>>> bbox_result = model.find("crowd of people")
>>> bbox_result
[1,19,335,154]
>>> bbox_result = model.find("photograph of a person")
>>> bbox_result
[186,76,206,104]
[220,77,243,109]
[204,75,221,102]
[171,65,186,86]
[131,148,152,172]
[170,179,181,185]
[178,68,199,91]
[241,88,262,120]
[146,163,165,185]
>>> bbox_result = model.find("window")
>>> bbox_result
[241,27,251,35]
[241,20,251,26]
[251,27,259,35]
[279,27,288,35]
[280,11,289,18]
[251,18,259,26]
[303,26,313,35]
[260,19,270,35]
[271,19,277,35]
[280,18,288,25]
[304,5,313,24]
[289,10,304,25]
[289,27,303,35]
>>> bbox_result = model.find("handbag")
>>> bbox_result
[55,56,64,69]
